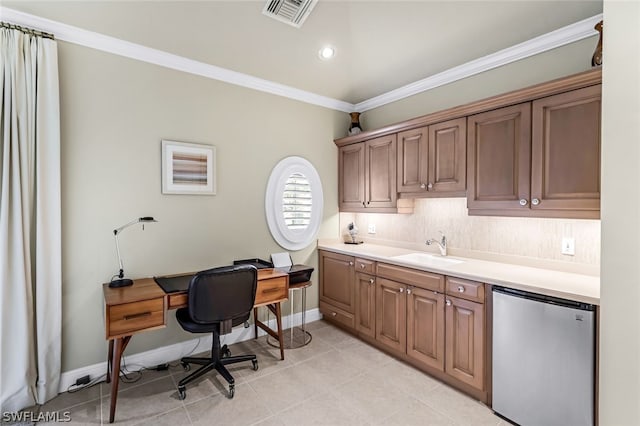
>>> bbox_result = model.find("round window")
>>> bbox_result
[265,157,323,250]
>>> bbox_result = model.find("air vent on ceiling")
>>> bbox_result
[262,0,318,28]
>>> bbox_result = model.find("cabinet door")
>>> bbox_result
[407,287,445,371]
[429,118,466,194]
[531,85,601,216]
[355,272,376,338]
[339,143,366,211]
[319,251,355,313]
[375,277,406,354]
[365,135,397,208]
[445,296,485,390]
[467,103,532,212]
[397,127,429,193]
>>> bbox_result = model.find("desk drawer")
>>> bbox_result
[254,276,288,306]
[107,298,165,338]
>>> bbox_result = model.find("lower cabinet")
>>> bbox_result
[320,253,487,400]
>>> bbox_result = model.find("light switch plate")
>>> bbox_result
[367,224,376,234]
[561,237,575,256]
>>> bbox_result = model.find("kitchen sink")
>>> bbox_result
[391,252,464,268]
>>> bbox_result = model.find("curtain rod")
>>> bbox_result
[0,21,54,40]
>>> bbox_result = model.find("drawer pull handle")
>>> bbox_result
[361,264,366,269]
[331,312,337,316]
[349,261,354,266]
[262,287,282,294]
[369,278,374,284]
[446,300,452,307]
[457,286,465,293]
[124,311,151,321]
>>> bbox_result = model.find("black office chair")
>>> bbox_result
[176,264,259,400]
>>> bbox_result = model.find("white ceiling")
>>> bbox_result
[3,1,602,105]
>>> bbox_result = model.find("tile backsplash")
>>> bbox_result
[340,198,600,269]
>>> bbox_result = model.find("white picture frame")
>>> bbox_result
[161,140,216,195]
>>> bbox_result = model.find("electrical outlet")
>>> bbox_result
[368,223,376,234]
[561,237,575,256]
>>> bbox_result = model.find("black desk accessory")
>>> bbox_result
[110,216,157,288]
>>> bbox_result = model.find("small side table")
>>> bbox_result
[268,280,312,349]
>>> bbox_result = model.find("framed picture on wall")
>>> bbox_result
[161,140,216,195]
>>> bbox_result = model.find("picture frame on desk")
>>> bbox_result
[161,140,216,195]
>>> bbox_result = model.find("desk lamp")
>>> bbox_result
[110,216,157,288]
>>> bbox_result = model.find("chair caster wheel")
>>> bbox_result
[227,384,235,399]
[181,362,190,371]
[221,347,231,358]
[252,359,259,371]
[178,386,186,400]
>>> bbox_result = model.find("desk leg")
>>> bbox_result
[275,303,284,361]
[106,339,114,383]
[253,308,259,340]
[254,303,285,360]
[108,335,131,424]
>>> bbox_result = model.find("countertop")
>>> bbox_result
[317,240,600,305]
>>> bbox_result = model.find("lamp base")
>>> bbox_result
[109,278,133,288]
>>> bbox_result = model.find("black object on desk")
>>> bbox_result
[154,274,194,293]
[233,258,274,269]
[275,265,314,285]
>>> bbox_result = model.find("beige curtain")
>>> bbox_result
[0,26,61,412]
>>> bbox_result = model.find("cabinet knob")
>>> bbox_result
[349,261,354,266]
[407,288,412,295]
[331,312,337,316]
[519,198,528,206]
[360,263,366,269]
[420,183,426,189]
[427,183,433,189]
[446,299,452,306]
[362,202,366,207]
[369,278,375,284]
[399,288,404,293]
[531,198,540,206]
[457,285,465,293]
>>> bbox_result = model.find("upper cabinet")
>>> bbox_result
[339,135,400,213]
[468,85,601,219]
[397,117,466,196]
[335,69,602,219]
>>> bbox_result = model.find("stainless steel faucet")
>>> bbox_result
[426,232,447,256]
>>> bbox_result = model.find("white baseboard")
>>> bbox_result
[58,308,321,393]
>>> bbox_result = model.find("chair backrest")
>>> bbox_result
[187,264,258,324]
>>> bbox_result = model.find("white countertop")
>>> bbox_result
[317,240,600,305]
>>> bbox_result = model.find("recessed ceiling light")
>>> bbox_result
[319,46,335,60]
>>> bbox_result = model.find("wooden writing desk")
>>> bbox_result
[102,268,289,423]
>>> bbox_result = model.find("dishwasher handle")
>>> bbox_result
[492,285,596,311]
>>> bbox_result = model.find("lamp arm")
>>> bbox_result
[114,231,125,279]
[114,218,142,235]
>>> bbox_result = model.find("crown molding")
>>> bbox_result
[354,13,603,112]
[1,7,601,114]
[0,7,354,113]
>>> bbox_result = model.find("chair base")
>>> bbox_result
[177,338,258,400]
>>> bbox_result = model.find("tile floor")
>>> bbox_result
[27,320,505,425]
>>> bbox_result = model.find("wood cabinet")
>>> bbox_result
[445,294,485,390]
[319,250,488,400]
[468,85,601,219]
[397,118,466,196]
[338,135,397,212]
[530,85,601,215]
[355,258,376,338]
[319,250,355,328]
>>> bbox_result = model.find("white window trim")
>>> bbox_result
[265,156,323,251]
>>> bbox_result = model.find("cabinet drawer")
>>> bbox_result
[355,258,376,274]
[108,298,165,338]
[320,301,355,330]
[446,277,485,303]
[254,276,288,306]
[376,263,445,292]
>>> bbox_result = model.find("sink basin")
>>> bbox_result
[391,252,464,268]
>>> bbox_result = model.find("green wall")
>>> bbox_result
[57,41,346,370]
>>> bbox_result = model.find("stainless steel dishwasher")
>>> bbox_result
[492,286,596,426]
